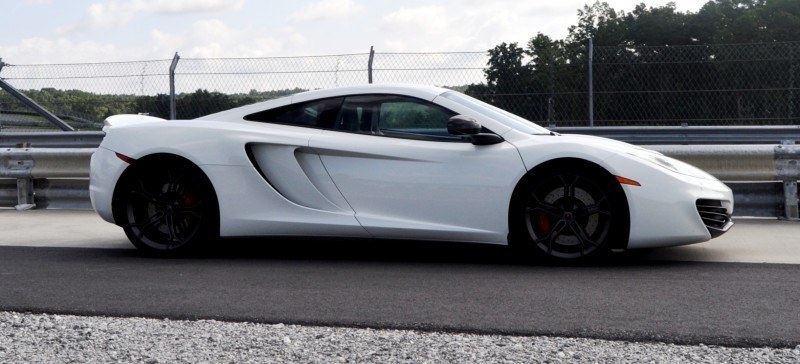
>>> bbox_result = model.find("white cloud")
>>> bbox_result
[143,20,292,59]
[377,2,549,53]
[59,0,245,33]
[148,28,185,54]
[189,42,223,59]
[139,0,245,14]
[381,6,447,34]
[288,0,364,22]
[85,1,137,29]
[0,37,136,64]
[190,19,239,43]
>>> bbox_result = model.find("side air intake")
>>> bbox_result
[696,199,733,238]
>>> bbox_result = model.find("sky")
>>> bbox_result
[0,0,709,65]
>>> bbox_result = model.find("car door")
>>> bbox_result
[309,94,526,243]
[241,96,370,237]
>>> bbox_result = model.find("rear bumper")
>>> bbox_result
[89,147,129,224]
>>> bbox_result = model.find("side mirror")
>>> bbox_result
[447,115,482,135]
[447,115,504,145]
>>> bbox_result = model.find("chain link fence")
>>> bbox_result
[1,42,798,131]
[464,56,589,127]
[0,59,172,131]
[593,41,800,126]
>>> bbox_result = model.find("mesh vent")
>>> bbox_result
[696,199,733,237]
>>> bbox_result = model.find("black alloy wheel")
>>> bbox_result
[119,160,217,256]
[514,165,627,261]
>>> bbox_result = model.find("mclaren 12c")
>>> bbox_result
[90,84,734,261]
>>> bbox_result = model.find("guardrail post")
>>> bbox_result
[12,142,35,210]
[785,181,799,220]
[779,141,799,220]
[16,177,34,210]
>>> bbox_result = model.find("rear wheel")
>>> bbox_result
[117,159,218,257]
[512,164,627,262]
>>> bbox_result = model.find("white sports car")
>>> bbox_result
[90,84,734,261]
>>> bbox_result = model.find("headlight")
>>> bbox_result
[648,154,680,173]
[631,152,717,180]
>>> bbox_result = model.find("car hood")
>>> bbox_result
[551,133,662,157]
[515,132,719,181]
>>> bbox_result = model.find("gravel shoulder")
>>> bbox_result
[2,311,799,363]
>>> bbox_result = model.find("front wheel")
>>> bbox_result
[117,160,218,257]
[511,165,628,262]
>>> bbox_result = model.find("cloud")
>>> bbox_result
[59,0,245,33]
[288,0,364,22]
[143,19,296,59]
[83,2,137,29]
[381,6,447,34]
[148,28,185,53]
[0,37,135,64]
[138,0,245,15]
[376,2,553,52]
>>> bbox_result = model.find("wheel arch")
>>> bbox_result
[508,157,630,250]
[111,153,221,235]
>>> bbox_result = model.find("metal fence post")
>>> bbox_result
[587,37,594,127]
[13,142,34,210]
[169,52,180,120]
[786,180,799,220]
[368,46,375,84]
[16,177,34,209]
[779,141,799,220]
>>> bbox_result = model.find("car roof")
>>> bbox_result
[293,84,449,101]
[197,84,451,121]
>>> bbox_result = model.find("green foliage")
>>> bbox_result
[0,88,137,124]
[470,0,800,126]
[133,88,305,119]
[0,87,306,128]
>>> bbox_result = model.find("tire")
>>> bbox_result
[511,164,628,262]
[116,159,218,257]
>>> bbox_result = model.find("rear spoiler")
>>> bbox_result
[103,114,166,130]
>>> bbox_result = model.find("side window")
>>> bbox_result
[244,97,343,129]
[333,95,460,141]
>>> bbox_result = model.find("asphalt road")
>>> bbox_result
[0,210,799,348]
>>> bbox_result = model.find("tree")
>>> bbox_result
[477,0,800,126]
[466,42,534,117]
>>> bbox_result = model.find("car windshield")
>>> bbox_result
[439,91,551,134]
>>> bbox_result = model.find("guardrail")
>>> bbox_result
[549,126,800,145]
[0,147,93,210]
[0,132,105,148]
[1,130,798,219]
[2,126,799,148]
[648,145,799,219]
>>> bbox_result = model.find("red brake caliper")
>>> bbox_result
[183,192,195,225]
[535,212,551,235]
[183,192,194,208]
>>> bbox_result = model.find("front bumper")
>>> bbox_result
[605,154,735,249]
